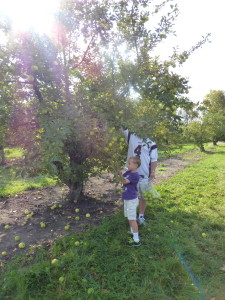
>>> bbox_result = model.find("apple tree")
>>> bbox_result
[200,90,225,145]
[2,0,209,201]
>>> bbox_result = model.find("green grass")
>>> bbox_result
[0,144,225,299]
[0,148,57,197]
[158,143,198,159]
[4,147,24,159]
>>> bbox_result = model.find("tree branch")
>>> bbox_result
[73,34,96,68]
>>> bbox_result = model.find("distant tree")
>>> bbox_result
[183,121,210,152]
[200,90,225,145]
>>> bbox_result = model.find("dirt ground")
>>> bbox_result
[0,152,202,262]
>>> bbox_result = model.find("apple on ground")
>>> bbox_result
[40,222,46,228]
[75,208,79,213]
[1,251,7,256]
[18,242,26,249]
[87,288,94,295]
[24,209,29,215]
[4,225,10,230]
[75,216,80,221]
[64,225,70,230]
[14,236,21,241]
[86,213,90,218]
[51,258,59,264]
[74,241,80,246]
[59,276,64,283]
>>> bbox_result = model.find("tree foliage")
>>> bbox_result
[201,90,225,145]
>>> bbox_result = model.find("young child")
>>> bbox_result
[122,156,141,247]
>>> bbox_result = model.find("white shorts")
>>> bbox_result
[137,178,152,199]
[124,198,138,220]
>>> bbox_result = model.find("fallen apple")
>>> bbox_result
[51,258,59,264]
[59,276,64,283]
[14,236,21,241]
[75,208,79,213]
[75,216,80,221]
[86,213,90,218]
[4,225,10,230]
[64,225,70,230]
[18,242,26,249]
[40,222,46,228]
[74,241,80,246]
[24,209,29,215]
[1,251,7,256]
[87,288,94,295]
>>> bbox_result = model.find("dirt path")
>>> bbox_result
[0,152,202,261]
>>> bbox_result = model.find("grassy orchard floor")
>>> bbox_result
[0,144,196,198]
[0,148,57,197]
[0,144,225,299]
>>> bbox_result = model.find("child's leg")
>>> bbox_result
[126,198,140,243]
[129,220,138,233]
[129,219,139,242]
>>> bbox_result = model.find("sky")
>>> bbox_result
[156,0,225,103]
[0,0,224,103]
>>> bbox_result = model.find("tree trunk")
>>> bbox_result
[68,181,83,203]
[213,140,217,145]
[0,147,6,166]
[199,143,205,152]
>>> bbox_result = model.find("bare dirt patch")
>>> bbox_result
[0,152,202,261]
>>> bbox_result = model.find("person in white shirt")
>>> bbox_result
[123,127,158,224]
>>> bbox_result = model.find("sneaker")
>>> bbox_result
[137,216,145,225]
[126,238,141,247]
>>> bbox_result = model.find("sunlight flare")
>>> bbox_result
[0,0,60,34]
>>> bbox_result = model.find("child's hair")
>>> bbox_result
[129,156,141,167]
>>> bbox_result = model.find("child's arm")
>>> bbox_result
[123,178,130,184]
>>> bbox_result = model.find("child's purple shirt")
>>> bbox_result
[122,170,139,200]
